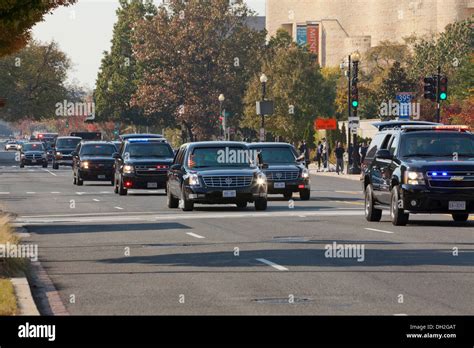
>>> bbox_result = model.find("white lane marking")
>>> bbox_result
[114,206,124,210]
[43,169,57,176]
[93,199,100,202]
[0,192,10,194]
[393,313,408,316]
[100,191,112,194]
[76,192,85,195]
[365,228,394,234]
[51,192,61,194]
[256,258,288,271]
[26,192,36,194]
[186,232,205,239]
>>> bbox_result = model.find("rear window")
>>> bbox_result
[252,146,296,164]
[189,146,253,168]
[80,144,116,156]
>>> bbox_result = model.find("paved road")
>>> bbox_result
[0,153,472,315]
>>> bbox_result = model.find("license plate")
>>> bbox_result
[223,190,236,198]
[98,175,106,179]
[274,182,285,189]
[449,201,466,210]
[31,160,36,163]
[147,182,158,189]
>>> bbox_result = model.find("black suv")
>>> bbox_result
[167,142,268,211]
[363,121,474,225]
[52,136,82,169]
[248,142,310,200]
[19,142,48,168]
[72,141,117,186]
[113,138,174,195]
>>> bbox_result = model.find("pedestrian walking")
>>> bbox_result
[335,142,345,175]
[314,141,322,171]
[299,140,310,168]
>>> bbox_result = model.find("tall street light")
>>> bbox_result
[218,94,225,140]
[259,73,268,142]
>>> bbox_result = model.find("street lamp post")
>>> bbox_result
[218,94,225,140]
[349,51,361,175]
[259,73,268,142]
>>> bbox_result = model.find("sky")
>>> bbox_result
[32,0,266,91]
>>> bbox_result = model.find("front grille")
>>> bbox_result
[427,171,474,189]
[265,170,299,181]
[202,175,253,188]
[25,154,43,160]
[135,165,168,177]
[88,162,113,170]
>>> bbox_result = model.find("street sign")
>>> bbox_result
[259,128,265,142]
[396,92,414,120]
[314,118,337,130]
[349,119,360,130]
[256,101,274,116]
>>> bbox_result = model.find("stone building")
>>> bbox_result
[266,0,473,67]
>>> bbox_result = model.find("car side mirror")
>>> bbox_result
[170,164,182,171]
[375,149,392,160]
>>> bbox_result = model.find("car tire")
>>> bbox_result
[42,162,48,168]
[53,163,59,170]
[167,183,179,209]
[236,201,248,209]
[390,186,409,226]
[283,192,292,200]
[365,184,382,222]
[181,185,194,211]
[255,198,267,211]
[118,178,128,196]
[299,189,310,201]
[452,214,469,222]
[77,174,84,186]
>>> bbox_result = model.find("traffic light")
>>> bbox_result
[351,85,359,109]
[438,76,448,101]
[65,119,69,129]
[423,76,437,101]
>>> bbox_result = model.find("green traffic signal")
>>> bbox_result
[352,100,359,108]
[439,92,447,100]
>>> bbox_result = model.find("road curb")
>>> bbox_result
[10,275,40,316]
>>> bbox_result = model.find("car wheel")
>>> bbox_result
[390,186,409,226]
[42,162,48,168]
[167,183,179,209]
[118,178,128,196]
[77,174,84,186]
[53,163,59,170]
[255,198,267,211]
[365,184,382,222]
[299,189,310,201]
[452,214,469,222]
[180,185,194,211]
[236,201,248,209]
[283,192,292,200]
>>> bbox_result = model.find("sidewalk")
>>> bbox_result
[309,163,362,182]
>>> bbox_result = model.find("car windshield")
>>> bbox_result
[189,147,253,168]
[56,138,81,148]
[80,144,116,156]
[253,146,296,164]
[400,133,474,158]
[127,142,173,158]
[22,143,44,151]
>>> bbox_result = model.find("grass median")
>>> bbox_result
[0,214,28,315]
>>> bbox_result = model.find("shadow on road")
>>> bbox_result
[27,222,191,234]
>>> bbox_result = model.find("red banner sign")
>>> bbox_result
[315,118,337,130]
[306,23,319,57]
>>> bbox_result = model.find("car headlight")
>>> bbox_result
[256,173,266,185]
[81,161,89,169]
[188,173,200,186]
[301,168,310,179]
[123,165,134,174]
[56,151,62,156]
[405,171,424,185]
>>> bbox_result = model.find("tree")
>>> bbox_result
[242,30,336,145]
[0,0,76,57]
[379,61,416,101]
[94,0,157,128]
[132,0,266,141]
[0,40,70,122]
